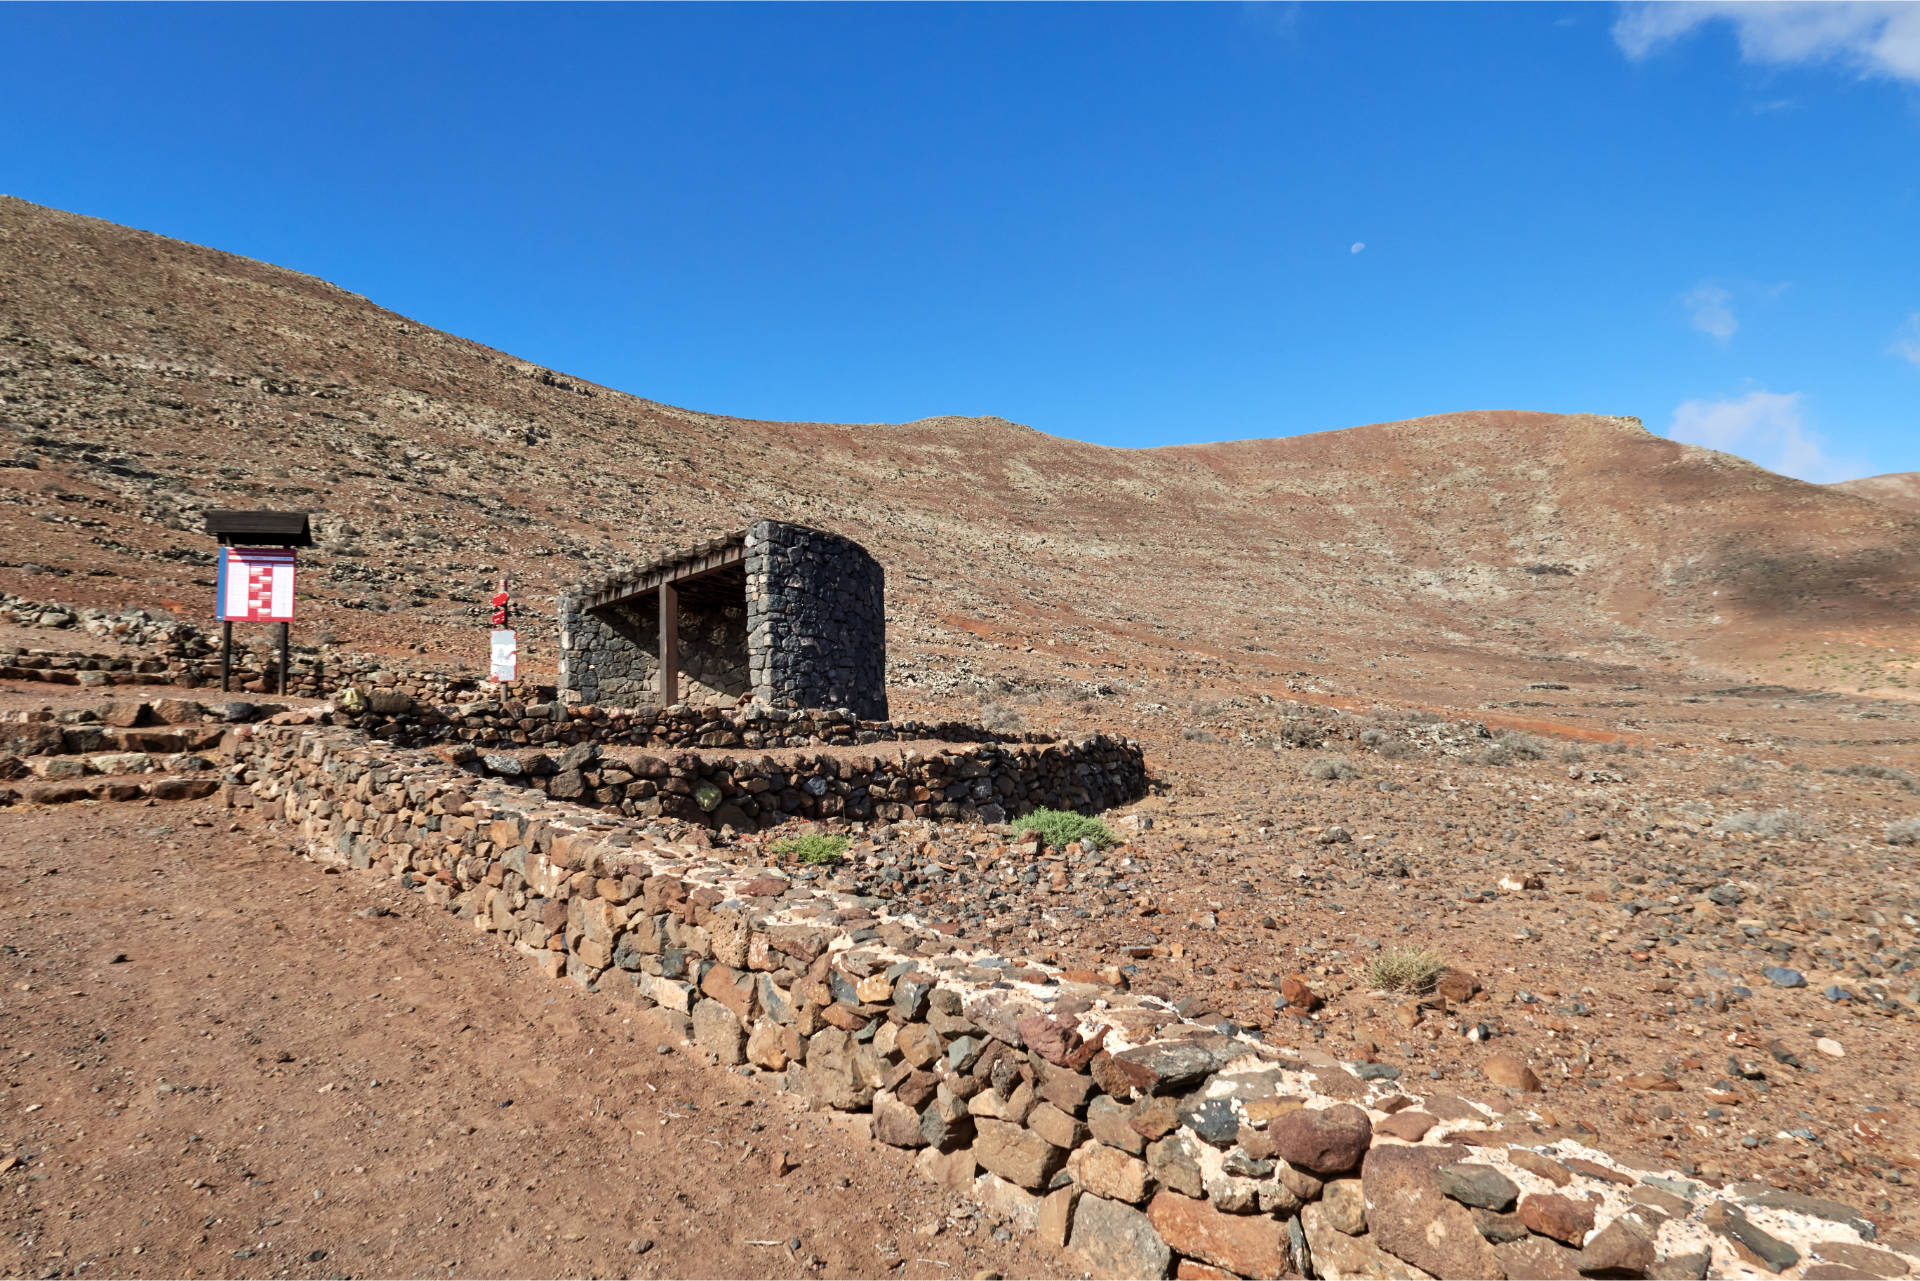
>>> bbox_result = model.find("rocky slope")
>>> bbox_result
[3,194,1917,708]
[1834,473,1920,517]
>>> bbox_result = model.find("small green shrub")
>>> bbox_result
[1365,947,1445,994]
[770,833,850,865]
[1887,817,1920,846]
[1016,808,1117,850]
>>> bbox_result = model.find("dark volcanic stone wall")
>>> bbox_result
[557,591,750,709]
[745,521,887,720]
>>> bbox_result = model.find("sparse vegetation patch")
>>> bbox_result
[1720,809,1823,840]
[1827,763,1920,793]
[1365,947,1446,995]
[1303,756,1356,781]
[1016,808,1117,850]
[770,833,849,865]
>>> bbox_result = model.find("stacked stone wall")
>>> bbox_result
[746,520,887,719]
[334,696,1041,752]
[557,592,751,709]
[0,645,552,704]
[218,725,1915,1281]
[318,696,1144,829]
[447,733,1145,830]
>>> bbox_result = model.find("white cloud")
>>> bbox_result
[1665,389,1863,482]
[1684,283,1737,343]
[1893,312,1920,366]
[1614,2,1920,86]
[1350,242,1365,254]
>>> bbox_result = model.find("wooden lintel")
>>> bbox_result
[584,542,745,612]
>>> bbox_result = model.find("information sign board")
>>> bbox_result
[216,546,296,622]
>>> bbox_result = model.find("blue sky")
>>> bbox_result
[3,2,1916,480]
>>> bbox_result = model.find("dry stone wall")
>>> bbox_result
[556,593,751,709]
[747,520,887,720]
[336,697,1024,752]
[448,734,1146,831]
[310,695,1147,830]
[220,724,1919,1281]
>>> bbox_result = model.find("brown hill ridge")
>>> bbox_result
[2,194,1916,704]
[1834,471,1920,515]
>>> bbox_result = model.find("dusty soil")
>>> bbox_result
[726,668,1920,1245]
[0,799,1062,1281]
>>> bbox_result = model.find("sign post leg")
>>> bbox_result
[278,622,289,696]
[221,621,233,693]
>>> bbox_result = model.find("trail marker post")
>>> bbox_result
[203,511,312,695]
[489,576,517,683]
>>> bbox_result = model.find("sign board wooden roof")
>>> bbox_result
[202,510,313,547]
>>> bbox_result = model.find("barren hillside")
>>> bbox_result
[3,195,1916,704]
[1835,472,1920,516]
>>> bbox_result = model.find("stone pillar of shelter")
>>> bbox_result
[743,521,888,720]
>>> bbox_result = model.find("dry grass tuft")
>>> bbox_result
[1365,946,1445,994]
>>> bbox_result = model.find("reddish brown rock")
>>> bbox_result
[1435,968,1482,1002]
[1302,1202,1432,1280]
[1578,1216,1657,1277]
[1018,1012,1086,1066]
[1147,1191,1291,1280]
[1280,974,1323,1011]
[1563,1157,1636,1187]
[1507,1147,1573,1187]
[1130,1095,1183,1141]
[1267,1103,1372,1176]
[1360,1143,1504,1280]
[1519,1192,1597,1246]
[1483,1053,1542,1092]
[1807,1242,1910,1278]
[1374,1110,1437,1142]
[740,874,789,897]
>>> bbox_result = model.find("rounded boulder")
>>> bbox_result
[1268,1103,1373,1176]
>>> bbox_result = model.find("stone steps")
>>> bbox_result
[6,773,220,806]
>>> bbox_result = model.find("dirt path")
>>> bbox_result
[0,800,1062,1280]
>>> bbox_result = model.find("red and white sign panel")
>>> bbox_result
[217,546,297,622]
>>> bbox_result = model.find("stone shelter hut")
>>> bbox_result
[557,521,887,719]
